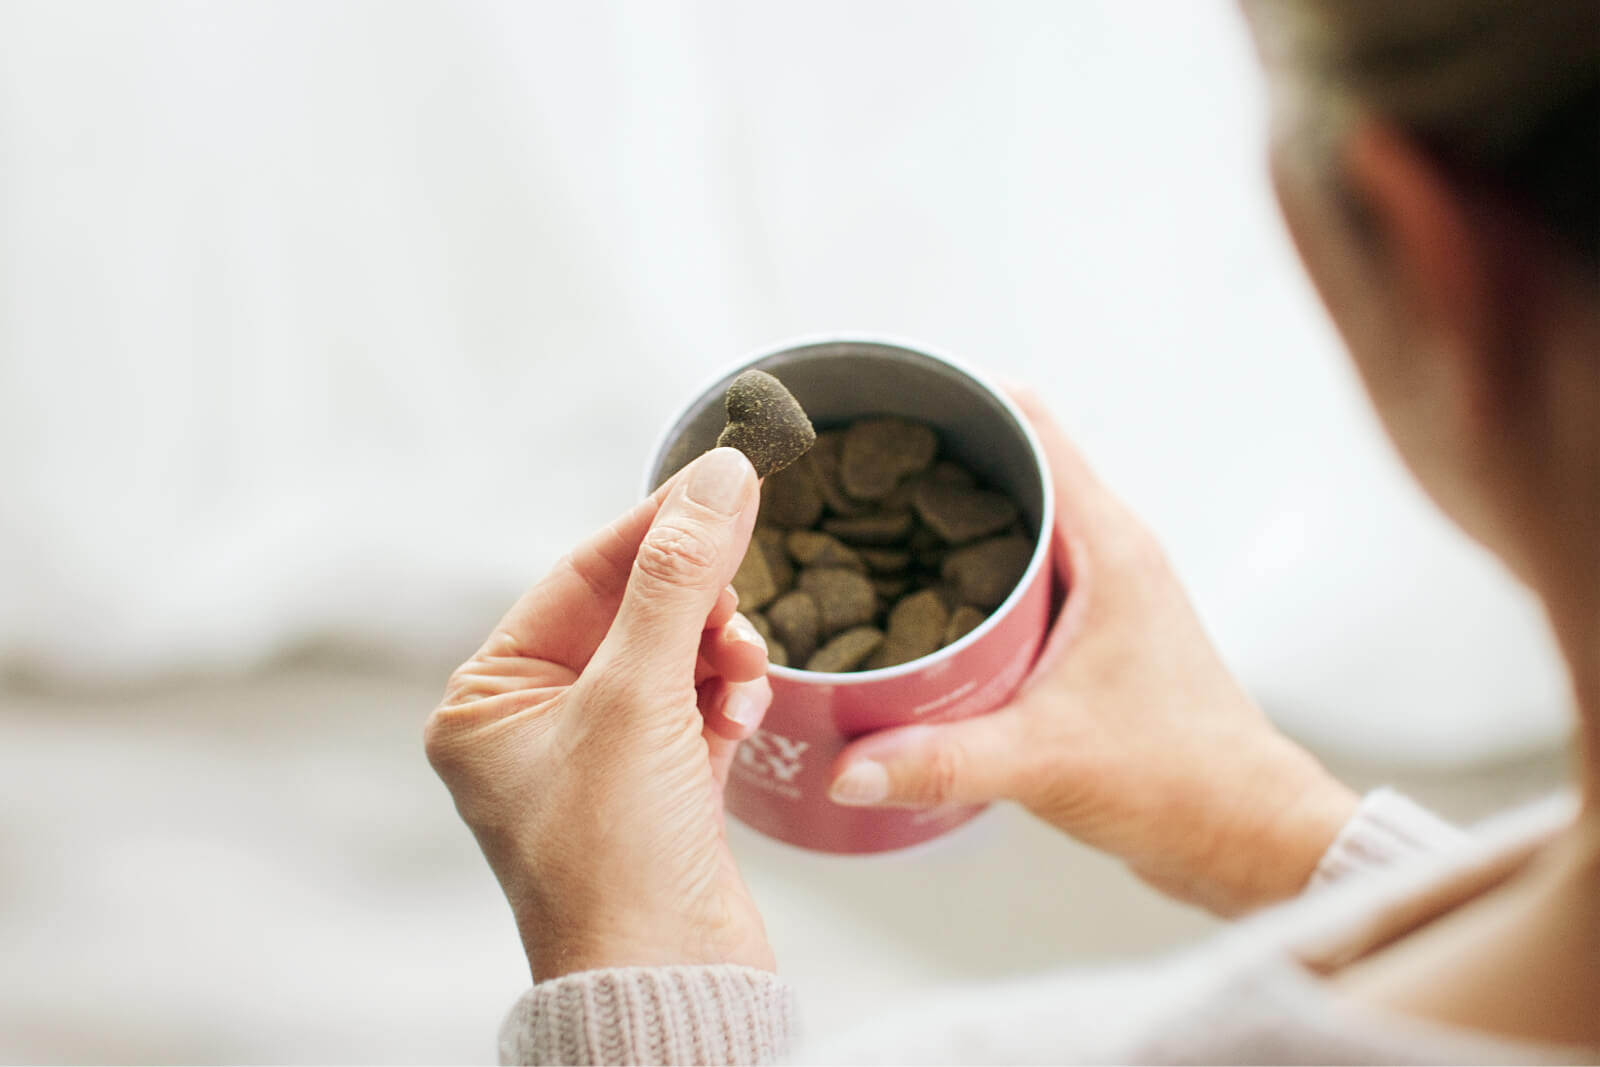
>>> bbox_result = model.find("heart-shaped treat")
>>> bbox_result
[716,369,817,478]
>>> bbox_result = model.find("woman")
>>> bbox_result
[425,0,1599,1062]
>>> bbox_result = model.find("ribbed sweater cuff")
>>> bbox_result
[1309,787,1467,890]
[499,964,797,1066]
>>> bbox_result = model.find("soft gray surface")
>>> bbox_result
[0,665,1568,1064]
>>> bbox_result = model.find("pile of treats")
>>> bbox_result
[735,417,1033,672]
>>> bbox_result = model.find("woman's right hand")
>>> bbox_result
[827,388,1359,915]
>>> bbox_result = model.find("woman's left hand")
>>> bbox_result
[424,447,776,981]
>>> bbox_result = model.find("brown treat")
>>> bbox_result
[926,579,965,611]
[908,523,946,568]
[942,604,988,647]
[923,461,976,488]
[913,481,1021,545]
[871,575,912,601]
[785,530,867,572]
[879,477,920,513]
[759,462,825,528]
[942,535,1033,609]
[868,589,950,669]
[806,626,885,673]
[716,369,817,478]
[858,547,911,574]
[797,566,877,636]
[754,527,795,596]
[731,537,781,611]
[884,464,971,510]
[801,431,872,517]
[822,511,915,546]
[748,611,776,644]
[748,612,789,667]
[766,590,820,665]
[840,418,938,500]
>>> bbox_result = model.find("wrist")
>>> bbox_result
[1127,742,1358,916]
[1210,743,1360,914]
[515,899,777,984]
[525,935,778,984]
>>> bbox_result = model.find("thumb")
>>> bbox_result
[588,447,759,689]
[827,711,1024,809]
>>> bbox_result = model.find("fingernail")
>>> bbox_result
[828,760,889,806]
[725,584,740,609]
[728,613,767,651]
[687,448,752,515]
[725,687,763,727]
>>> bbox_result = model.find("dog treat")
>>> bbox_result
[942,604,987,647]
[923,461,976,488]
[716,369,817,478]
[942,535,1033,609]
[840,418,938,500]
[800,431,872,517]
[731,533,782,611]
[726,412,1035,672]
[913,481,1020,545]
[759,463,825,528]
[754,527,795,597]
[822,510,915,546]
[868,589,950,669]
[806,625,886,673]
[748,612,787,666]
[879,478,919,513]
[766,590,821,665]
[798,566,877,636]
[785,530,867,572]
[858,547,912,575]
[871,575,912,601]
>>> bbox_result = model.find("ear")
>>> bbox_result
[1340,120,1515,425]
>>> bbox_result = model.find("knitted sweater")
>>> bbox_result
[499,790,1596,1065]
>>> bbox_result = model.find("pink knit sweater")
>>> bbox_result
[499,790,1595,1065]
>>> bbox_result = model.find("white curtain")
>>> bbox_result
[0,1,1567,766]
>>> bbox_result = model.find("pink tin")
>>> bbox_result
[648,337,1057,854]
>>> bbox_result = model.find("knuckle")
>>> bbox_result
[633,519,724,589]
[913,740,966,807]
[439,651,506,708]
[421,706,462,773]
[440,664,483,708]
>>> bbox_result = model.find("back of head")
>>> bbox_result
[1246,0,1599,267]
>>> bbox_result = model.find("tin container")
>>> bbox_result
[648,337,1056,854]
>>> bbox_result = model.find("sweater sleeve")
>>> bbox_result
[496,791,1458,1064]
[497,964,797,1066]
[1308,787,1467,890]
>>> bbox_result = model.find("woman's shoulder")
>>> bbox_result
[807,792,1583,1066]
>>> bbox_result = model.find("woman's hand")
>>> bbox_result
[425,448,776,981]
[827,390,1359,915]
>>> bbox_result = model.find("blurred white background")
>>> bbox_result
[0,1,1575,1062]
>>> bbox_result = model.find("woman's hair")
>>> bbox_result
[1247,0,1599,265]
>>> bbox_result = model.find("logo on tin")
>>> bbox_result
[736,730,809,798]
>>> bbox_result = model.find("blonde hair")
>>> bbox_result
[1247,0,1599,264]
